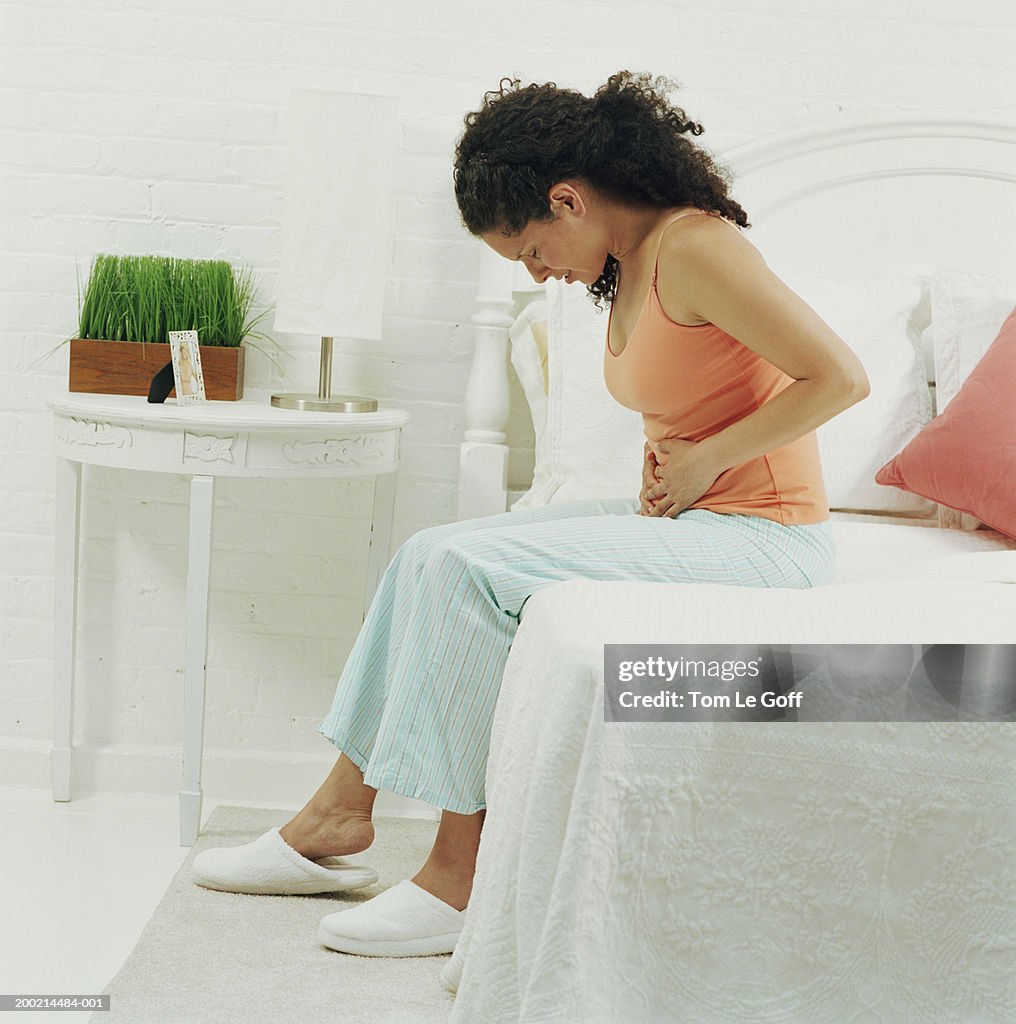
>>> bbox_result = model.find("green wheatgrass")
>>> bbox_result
[77,254,269,348]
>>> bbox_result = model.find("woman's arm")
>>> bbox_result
[645,217,869,516]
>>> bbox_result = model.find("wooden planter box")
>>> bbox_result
[68,338,245,401]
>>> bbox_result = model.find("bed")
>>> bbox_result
[443,116,1016,1023]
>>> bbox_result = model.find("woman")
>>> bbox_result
[192,70,869,959]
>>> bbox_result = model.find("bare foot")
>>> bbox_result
[411,862,473,912]
[279,807,375,862]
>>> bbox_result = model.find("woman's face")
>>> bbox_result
[479,183,608,286]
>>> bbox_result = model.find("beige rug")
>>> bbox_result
[89,805,456,1024]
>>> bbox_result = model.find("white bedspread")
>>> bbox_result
[828,517,1016,583]
[443,552,1016,1023]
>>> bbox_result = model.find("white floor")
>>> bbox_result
[0,787,302,1024]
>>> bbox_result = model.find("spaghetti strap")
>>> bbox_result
[609,209,733,356]
[651,210,726,283]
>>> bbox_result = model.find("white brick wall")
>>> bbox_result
[2,0,1013,810]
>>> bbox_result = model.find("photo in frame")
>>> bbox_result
[168,330,207,404]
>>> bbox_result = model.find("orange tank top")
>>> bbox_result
[602,210,830,526]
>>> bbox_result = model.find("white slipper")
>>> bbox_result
[192,826,378,895]
[317,879,465,957]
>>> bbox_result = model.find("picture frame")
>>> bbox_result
[168,330,207,404]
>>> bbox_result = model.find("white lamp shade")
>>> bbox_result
[273,90,400,341]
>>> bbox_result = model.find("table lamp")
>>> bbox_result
[271,89,401,412]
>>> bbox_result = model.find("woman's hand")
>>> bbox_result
[638,441,661,516]
[643,438,721,518]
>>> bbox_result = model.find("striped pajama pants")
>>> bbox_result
[317,498,836,814]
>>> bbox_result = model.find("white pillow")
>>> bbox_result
[544,279,644,504]
[930,266,1016,414]
[782,265,936,515]
[511,265,936,513]
[510,279,644,509]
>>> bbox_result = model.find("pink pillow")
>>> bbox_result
[875,305,1016,540]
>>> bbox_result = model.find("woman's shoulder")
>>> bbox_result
[659,207,742,244]
[654,212,769,326]
[657,210,761,277]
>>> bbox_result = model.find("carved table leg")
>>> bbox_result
[180,474,215,846]
[52,457,82,802]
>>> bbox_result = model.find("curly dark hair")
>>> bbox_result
[453,70,750,308]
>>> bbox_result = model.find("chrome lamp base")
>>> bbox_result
[271,335,378,414]
[270,392,378,412]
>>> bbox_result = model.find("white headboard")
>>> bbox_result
[458,115,1016,521]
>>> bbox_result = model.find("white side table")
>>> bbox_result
[48,392,410,846]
